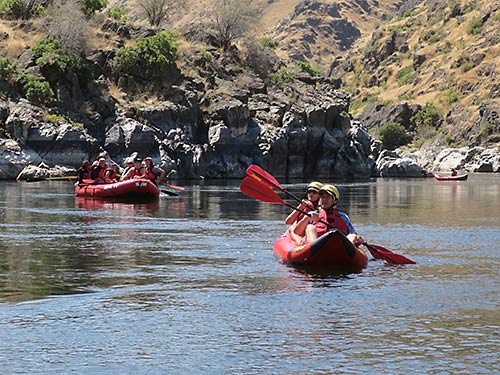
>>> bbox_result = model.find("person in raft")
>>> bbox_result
[144,157,165,185]
[121,157,147,180]
[451,168,458,176]
[90,158,107,183]
[76,160,91,183]
[104,164,119,183]
[119,157,135,181]
[284,181,322,225]
[290,184,364,246]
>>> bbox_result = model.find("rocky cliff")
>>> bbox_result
[0,0,498,180]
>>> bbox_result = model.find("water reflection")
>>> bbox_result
[1,176,500,374]
[75,197,161,212]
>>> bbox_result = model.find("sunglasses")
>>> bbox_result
[307,190,319,194]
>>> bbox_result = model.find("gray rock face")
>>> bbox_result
[0,139,40,180]
[376,150,427,177]
[2,100,99,170]
[0,52,497,181]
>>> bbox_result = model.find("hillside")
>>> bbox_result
[1,0,499,153]
[105,0,500,148]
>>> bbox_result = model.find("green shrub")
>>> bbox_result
[196,50,213,66]
[32,36,76,74]
[400,92,416,100]
[297,61,320,76]
[45,113,86,132]
[81,0,108,17]
[21,74,54,105]
[379,122,411,150]
[0,0,20,19]
[440,88,459,104]
[259,36,278,49]
[411,101,442,127]
[114,30,179,80]
[0,57,18,80]
[107,7,127,21]
[271,67,295,85]
[480,122,496,138]
[396,66,416,85]
[462,61,474,72]
[420,29,442,43]
[467,17,483,35]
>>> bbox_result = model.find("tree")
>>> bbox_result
[43,0,89,56]
[207,0,258,50]
[137,0,179,27]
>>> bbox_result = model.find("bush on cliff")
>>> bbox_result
[0,57,18,81]
[20,74,54,105]
[379,122,411,150]
[411,101,441,128]
[81,0,107,17]
[113,30,179,81]
[32,36,77,76]
[0,0,21,19]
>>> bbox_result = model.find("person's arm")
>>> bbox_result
[121,168,133,181]
[340,212,364,246]
[292,210,318,235]
[155,166,165,184]
[285,200,309,224]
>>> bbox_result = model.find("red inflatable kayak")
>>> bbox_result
[435,174,468,181]
[75,178,160,199]
[273,229,368,272]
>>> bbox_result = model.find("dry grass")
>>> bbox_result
[0,20,45,59]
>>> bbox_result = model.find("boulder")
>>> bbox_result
[0,138,40,179]
[103,116,160,162]
[16,164,76,181]
[376,149,428,177]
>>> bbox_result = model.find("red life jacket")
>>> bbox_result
[90,164,106,180]
[132,167,144,177]
[105,168,118,180]
[145,168,158,181]
[317,207,348,235]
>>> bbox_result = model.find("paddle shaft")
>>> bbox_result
[246,165,315,210]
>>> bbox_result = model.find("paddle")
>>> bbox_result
[159,169,185,191]
[159,181,185,191]
[240,176,309,213]
[23,175,77,182]
[240,172,416,265]
[362,242,415,265]
[160,189,179,196]
[246,164,305,204]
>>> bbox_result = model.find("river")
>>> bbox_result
[0,174,499,374]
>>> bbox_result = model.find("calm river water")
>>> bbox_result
[1,175,499,374]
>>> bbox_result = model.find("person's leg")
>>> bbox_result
[305,224,318,244]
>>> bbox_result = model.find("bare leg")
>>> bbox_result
[305,224,318,244]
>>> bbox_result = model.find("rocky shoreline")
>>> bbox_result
[2,93,498,182]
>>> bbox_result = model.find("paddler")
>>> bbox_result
[285,181,322,225]
[290,184,364,246]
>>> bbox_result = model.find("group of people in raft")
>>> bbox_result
[76,151,171,186]
[285,181,365,247]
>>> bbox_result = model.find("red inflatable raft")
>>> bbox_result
[75,178,160,199]
[434,173,468,181]
[273,229,368,272]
